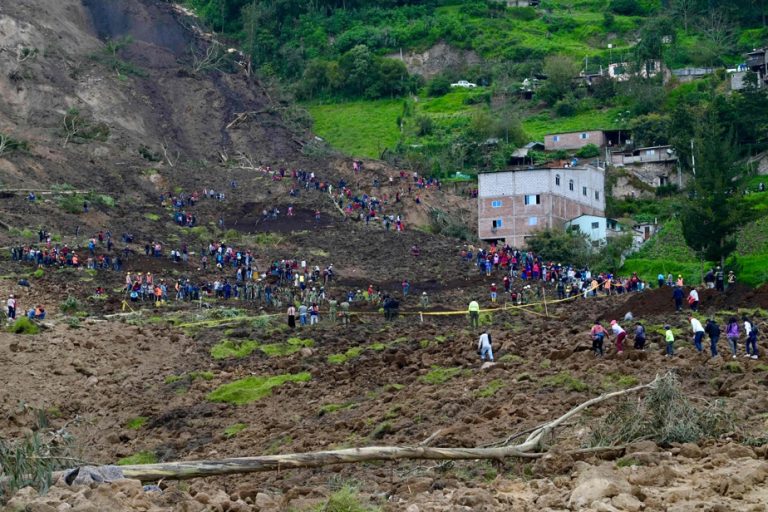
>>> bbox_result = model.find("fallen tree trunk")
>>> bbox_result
[97,375,662,482]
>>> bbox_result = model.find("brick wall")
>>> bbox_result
[478,167,605,246]
[544,131,605,151]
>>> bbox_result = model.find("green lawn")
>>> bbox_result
[523,108,625,140]
[307,99,403,158]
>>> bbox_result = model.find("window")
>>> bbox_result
[591,222,600,229]
[553,135,560,142]
[580,133,589,140]
[492,219,503,229]
[528,217,538,226]
[582,186,587,196]
[569,180,574,191]
[491,200,502,208]
[524,194,540,205]
[595,191,600,200]
[555,174,560,186]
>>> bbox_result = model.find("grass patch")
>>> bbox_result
[207,372,311,405]
[31,269,44,279]
[616,456,641,468]
[517,373,533,382]
[753,364,768,372]
[8,317,39,335]
[370,421,394,440]
[327,346,365,364]
[542,372,588,392]
[125,416,148,430]
[601,373,640,390]
[320,402,357,415]
[523,108,624,141]
[117,451,157,465]
[498,353,523,363]
[144,212,161,222]
[725,362,744,374]
[476,378,505,398]
[223,423,247,438]
[210,339,259,360]
[420,366,462,385]
[307,99,402,158]
[260,337,314,357]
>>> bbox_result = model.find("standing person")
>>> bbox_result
[420,292,429,308]
[664,325,675,357]
[705,318,720,358]
[299,303,308,327]
[657,273,665,288]
[688,288,700,311]
[6,294,17,322]
[726,316,739,359]
[310,303,319,326]
[714,266,724,292]
[490,283,497,303]
[287,304,296,329]
[673,286,684,312]
[468,300,480,328]
[743,315,759,359]
[590,320,606,357]
[340,300,350,325]
[401,279,410,297]
[634,322,647,350]
[727,271,736,288]
[609,320,626,355]
[690,316,705,353]
[477,329,494,362]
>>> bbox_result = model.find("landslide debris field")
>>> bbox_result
[2,0,768,511]
[2,229,768,511]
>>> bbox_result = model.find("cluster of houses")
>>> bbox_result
[478,127,673,249]
[478,46,768,249]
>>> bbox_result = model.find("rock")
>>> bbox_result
[453,488,497,508]
[723,443,756,459]
[679,443,703,459]
[398,477,433,494]
[568,465,632,509]
[612,493,644,512]
[480,361,496,370]
[405,505,420,512]
[299,347,313,357]
[625,440,658,454]
[254,492,279,509]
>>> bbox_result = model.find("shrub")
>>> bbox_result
[31,269,44,279]
[576,144,601,158]
[610,0,647,15]
[427,75,451,97]
[8,317,39,335]
[476,379,505,398]
[210,339,259,360]
[125,417,148,430]
[322,485,373,512]
[554,98,577,117]
[60,296,81,314]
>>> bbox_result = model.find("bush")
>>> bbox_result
[8,317,39,335]
[610,0,647,15]
[415,115,433,136]
[576,144,601,158]
[60,296,81,314]
[427,75,451,97]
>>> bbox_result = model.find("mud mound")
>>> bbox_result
[604,283,768,320]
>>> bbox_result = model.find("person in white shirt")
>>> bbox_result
[690,316,705,353]
[743,315,759,359]
[477,330,493,362]
[688,288,700,311]
[609,320,626,354]
[7,294,17,321]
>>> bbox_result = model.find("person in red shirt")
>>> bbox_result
[490,283,498,303]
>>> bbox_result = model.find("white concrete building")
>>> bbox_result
[564,214,622,247]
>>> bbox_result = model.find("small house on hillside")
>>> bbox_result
[509,141,545,166]
[564,215,622,247]
[477,165,605,246]
[610,145,678,190]
[731,48,768,90]
[545,130,605,151]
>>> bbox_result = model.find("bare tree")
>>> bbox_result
[670,0,701,34]
[191,41,228,73]
[160,140,179,167]
[62,109,82,147]
[701,9,736,54]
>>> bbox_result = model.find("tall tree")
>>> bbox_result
[681,110,750,266]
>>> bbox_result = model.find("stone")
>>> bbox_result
[254,492,279,510]
[679,443,703,459]
[625,440,658,454]
[453,488,496,508]
[612,493,644,512]
[568,465,632,509]
[405,505,420,512]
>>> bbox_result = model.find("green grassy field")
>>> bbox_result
[308,99,403,158]
[522,108,625,141]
